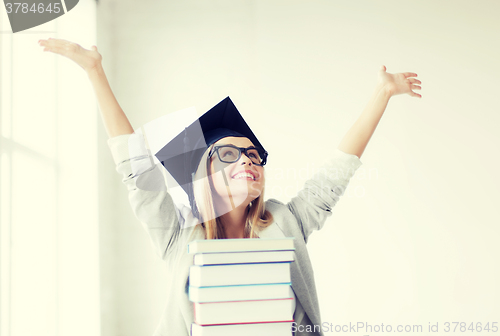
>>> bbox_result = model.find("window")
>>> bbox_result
[0,2,99,335]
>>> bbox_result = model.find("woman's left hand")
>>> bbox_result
[378,65,422,98]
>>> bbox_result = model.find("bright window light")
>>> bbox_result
[0,1,99,336]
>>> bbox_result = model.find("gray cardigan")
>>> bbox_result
[108,133,362,336]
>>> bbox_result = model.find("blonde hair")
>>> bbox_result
[191,143,273,239]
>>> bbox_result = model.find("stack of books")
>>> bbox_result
[187,237,296,336]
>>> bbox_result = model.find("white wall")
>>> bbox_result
[96,0,500,335]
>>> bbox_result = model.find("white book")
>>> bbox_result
[191,321,293,336]
[189,262,291,287]
[189,283,293,303]
[187,237,295,254]
[194,250,295,265]
[194,298,294,325]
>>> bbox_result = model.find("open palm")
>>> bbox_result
[38,38,102,73]
[379,65,422,98]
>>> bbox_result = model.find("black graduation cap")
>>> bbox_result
[155,96,267,218]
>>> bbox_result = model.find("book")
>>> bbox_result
[193,250,295,265]
[191,321,293,336]
[189,283,293,303]
[187,237,295,254]
[193,298,294,325]
[189,262,291,287]
[188,237,296,333]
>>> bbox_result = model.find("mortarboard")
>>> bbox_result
[155,96,266,219]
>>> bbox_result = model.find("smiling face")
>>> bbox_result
[209,136,265,213]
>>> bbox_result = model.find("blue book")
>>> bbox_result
[189,283,293,303]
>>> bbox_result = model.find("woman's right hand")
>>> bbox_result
[39,38,134,137]
[38,38,102,73]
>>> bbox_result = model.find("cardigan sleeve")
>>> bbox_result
[286,149,362,243]
[107,133,186,260]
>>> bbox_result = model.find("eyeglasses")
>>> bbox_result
[209,145,268,166]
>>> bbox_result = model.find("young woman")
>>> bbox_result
[38,38,422,336]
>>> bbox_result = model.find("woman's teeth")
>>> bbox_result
[233,172,255,180]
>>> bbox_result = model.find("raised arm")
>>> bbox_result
[38,38,190,259]
[38,38,134,138]
[337,65,422,159]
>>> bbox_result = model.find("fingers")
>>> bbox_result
[403,72,418,78]
[39,37,72,47]
[45,45,67,55]
[39,42,67,55]
[38,38,83,58]
[410,90,422,98]
[38,38,80,51]
[411,84,421,90]
[408,78,421,85]
[38,38,61,53]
